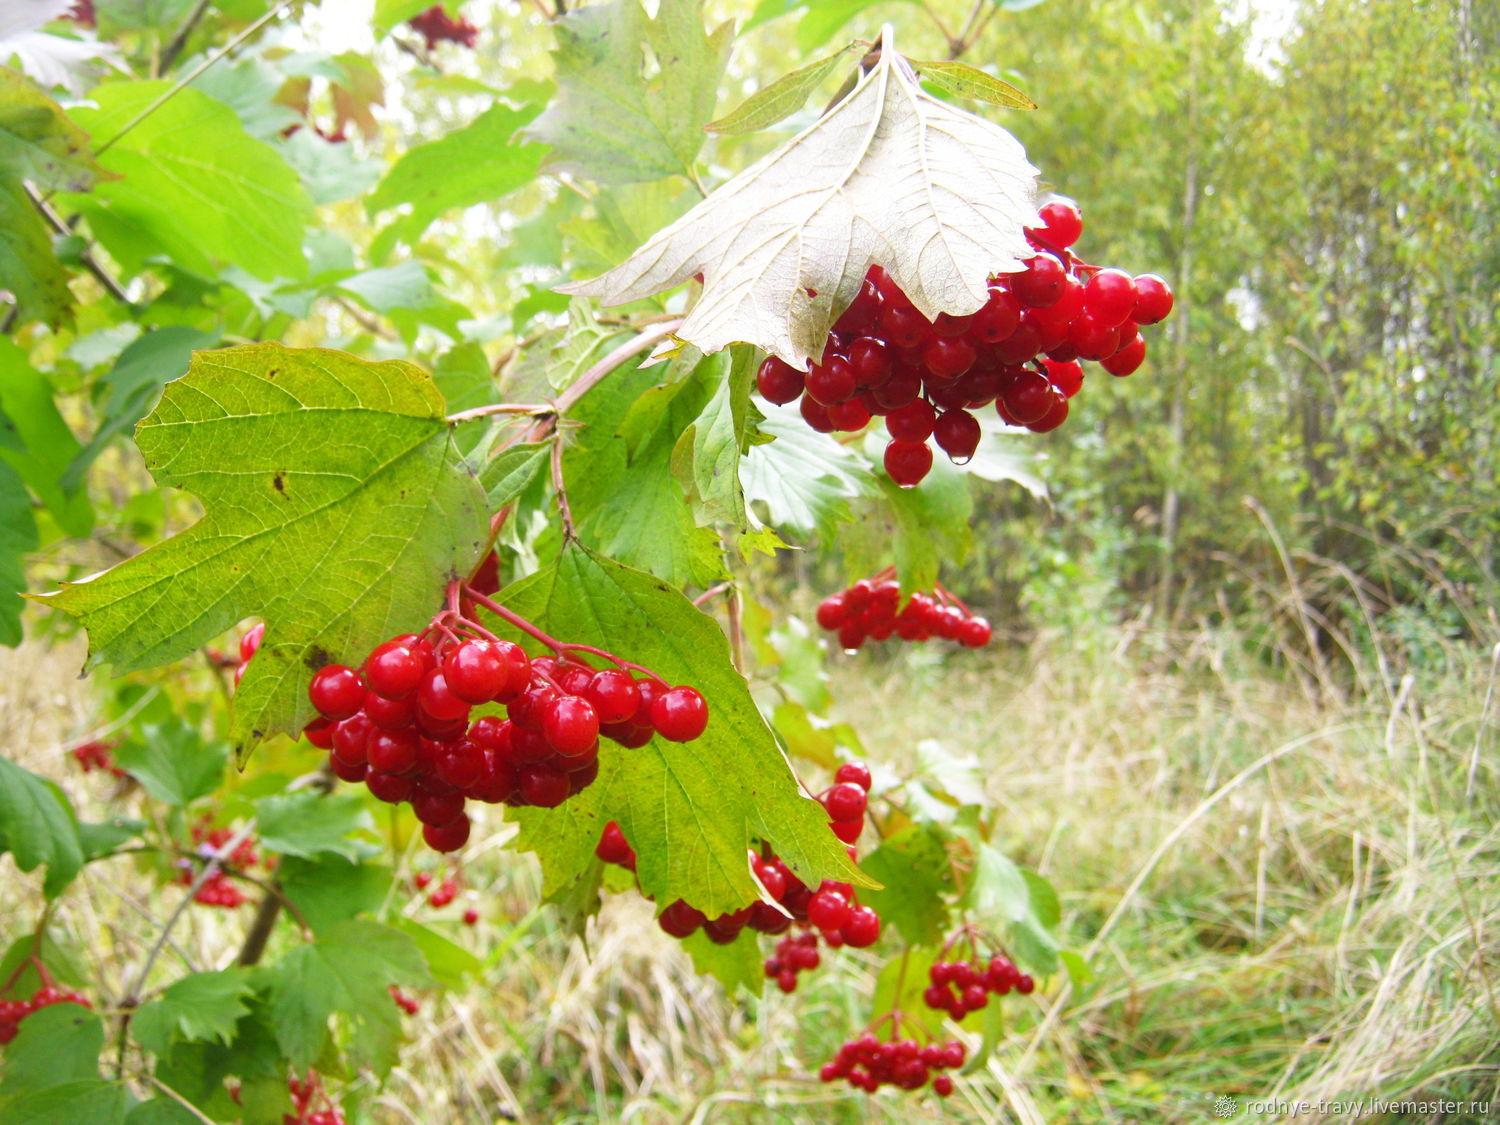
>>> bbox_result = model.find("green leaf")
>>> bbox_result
[562,352,727,587]
[961,843,1062,975]
[62,327,219,494]
[705,44,859,134]
[33,344,490,756]
[0,1003,103,1102]
[367,101,546,246]
[0,757,84,898]
[848,444,972,595]
[795,0,919,52]
[0,180,72,329]
[0,339,94,536]
[742,403,867,539]
[858,824,957,945]
[65,82,312,281]
[0,1080,128,1125]
[1059,949,1093,986]
[681,928,764,993]
[492,547,866,919]
[255,792,378,863]
[261,919,432,1075]
[478,442,550,510]
[0,462,39,646]
[0,70,112,193]
[76,817,145,861]
[528,0,733,183]
[130,970,255,1056]
[124,1099,203,1125]
[870,947,944,1041]
[431,343,495,420]
[112,720,228,807]
[912,61,1037,109]
[388,918,482,990]
[332,261,438,316]
[373,0,436,34]
[277,856,390,934]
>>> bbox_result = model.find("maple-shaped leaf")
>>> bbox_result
[487,546,869,921]
[33,344,489,757]
[561,25,1038,371]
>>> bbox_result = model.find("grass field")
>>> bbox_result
[4,614,1497,1124]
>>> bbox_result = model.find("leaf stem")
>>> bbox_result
[445,402,552,425]
[550,433,577,541]
[158,0,212,74]
[460,587,567,657]
[24,183,131,304]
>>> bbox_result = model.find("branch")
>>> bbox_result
[236,893,282,967]
[158,0,212,74]
[24,183,132,304]
[550,432,577,541]
[554,318,684,415]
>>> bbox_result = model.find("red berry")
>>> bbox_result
[1000,371,1054,426]
[366,770,414,804]
[847,337,892,387]
[651,686,708,742]
[757,356,804,404]
[827,398,871,433]
[1100,331,1146,377]
[366,643,424,699]
[883,440,933,487]
[412,788,465,826]
[971,287,1022,343]
[596,821,633,866]
[463,907,479,925]
[1031,199,1083,248]
[806,356,856,405]
[816,595,847,630]
[821,782,867,822]
[434,741,484,789]
[885,399,936,443]
[308,665,364,720]
[657,899,706,938]
[932,409,981,463]
[442,641,507,704]
[840,904,881,947]
[239,622,265,662]
[933,1074,954,1097]
[517,764,569,808]
[1011,254,1067,308]
[834,761,871,791]
[367,729,418,774]
[422,814,470,853]
[417,671,470,722]
[542,696,600,757]
[921,335,976,381]
[1043,358,1084,398]
[799,394,835,433]
[507,682,557,731]
[830,817,863,844]
[1082,268,1138,327]
[364,689,416,730]
[328,753,367,783]
[807,889,852,931]
[1027,389,1069,433]
[959,617,991,647]
[585,669,640,724]
[1132,273,1174,324]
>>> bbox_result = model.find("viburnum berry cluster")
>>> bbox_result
[303,582,709,855]
[407,4,478,49]
[389,986,420,1016]
[755,198,1173,487]
[819,1025,966,1096]
[816,572,991,651]
[282,1072,345,1125]
[69,737,123,776]
[0,965,90,1047]
[923,951,1034,1018]
[175,816,265,908]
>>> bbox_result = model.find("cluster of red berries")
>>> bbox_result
[816,575,991,651]
[821,760,871,844]
[412,870,480,924]
[389,986,420,1016]
[283,1073,345,1125]
[0,982,90,1046]
[306,627,708,855]
[175,818,265,909]
[763,931,821,992]
[408,4,477,49]
[755,199,1173,487]
[819,1031,965,1096]
[66,0,95,27]
[69,737,123,776]
[923,953,1035,1018]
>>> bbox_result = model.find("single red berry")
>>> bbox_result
[239,622,265,662]
[542,695,600,757]
[328,753,367,783]
[959,617,992,647]
[830,817,863,843]
[434,741,484,789]
[517,763,569,807]
[1011,254,1067,308]
[442,641,508,704]
[308,665,364,720]
[799,395,836,434]
[1043,358,1085,398]
[367,729,419,774]
[933,1074,955,1097]
[422,814,470,853]
[971,287,1022,343]
[885,398,937,443]
[507,682,557,731]
[757,356,805,404]
[872,365,922,410]
[807,889,852,931]
[821,782,867,822]
[1068,311,1120,360]
[1031,199,1083,248]
[1082,268,1138,327]
[463,908,479,926]
[846,336,892,387]
[932,409,981,463]
[877,303,931,348]
[657,898,706,938]
[1027,389,1069,433]
[1100,331,1146,377]
[834,761,871,791]
[596,821,633,866]
[1001,371,1054,426]
[883,440,933,487]
[805,355,857,405]
[816,594,847,630]
[962,983,988,1010]
[827,398,871,433]
[840,904,881,947]
[921,335,976,381]
[417,671,470,722]
[1132,274,1174,324]
[366,770,414,804]
[585,669,640,725]
[651,686,708,742]
[412,788,466,826]
[364,689,416,730]
[366,642,424,700]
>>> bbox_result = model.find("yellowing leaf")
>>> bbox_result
[562,25,1038,371]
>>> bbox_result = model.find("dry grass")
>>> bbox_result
[3,613,1497,1124]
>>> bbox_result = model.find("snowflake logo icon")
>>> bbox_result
[1212,1094,1239,1118]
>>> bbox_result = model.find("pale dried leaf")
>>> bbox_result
[562,25,1038,371]
[0,1,124,96]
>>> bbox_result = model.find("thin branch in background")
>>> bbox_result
[158,0,213,74]
[23,183,132,304]
[334,295,398,340]
[95,0,292,157]
[550,433,577,541]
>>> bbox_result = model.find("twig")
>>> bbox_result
[692,582,730,607]
[554,319,683,416]
[96,0,291,157]
[335,296,398,340]
[24,183,131,304]
[158,0,212,74]
[550,433,576,541]
[727,584,745,673]
[236,892,283,968]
